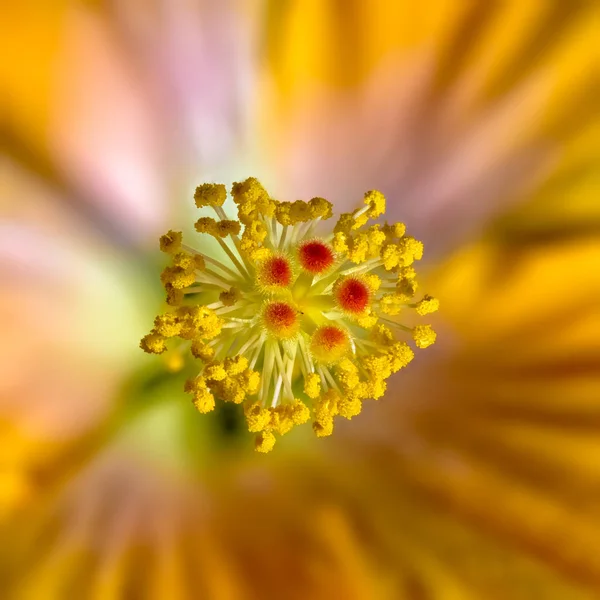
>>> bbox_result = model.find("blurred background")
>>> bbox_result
[1,1,599,598]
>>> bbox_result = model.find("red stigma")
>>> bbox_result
[298,240,335,274]
[263,302,299,338]
[312,326,347,350]
[310,325,350,363]
[258,255,292,287]
[334,277,370,314]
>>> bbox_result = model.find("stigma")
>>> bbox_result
[310,325,350,364]
[334,276,371,314]
[140,178,438,452]
[298,239,335,274]
[256,254,293,289]
[262,301,300,339]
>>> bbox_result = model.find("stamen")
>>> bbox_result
[142,177,438,452]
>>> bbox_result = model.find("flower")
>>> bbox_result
[141,179,437,451]
[2,1,599,598]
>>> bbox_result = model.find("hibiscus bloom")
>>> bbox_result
[1,1,599,598]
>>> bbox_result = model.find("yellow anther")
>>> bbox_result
[184,377,215,413]
[356,311,378,329]
[204,362,228,382]
[351,211,369,229]
[224,355,249,376]
[160,265,196,290]
[172,252,195,270]
[364,190,386,218]
[304,373,321,399]
[159,230,182,254]
[412,325,437,349]
[289,399,310,425]
[194,183,226,208]
[396,277,418,302]
[175,306,223,340]
[334,213,355,234]
[381,243,401,270]
[347,234,370,264]
[366,226,386,258]
[379,293,403,316]
[255,430,276,453]
[165,284,184,306]
[308,197,333,219]
[363,354,393,382]
[195,217,241,238]
[347,381,371,402]
[382,222,406,239]
[313,417,334,438]
[335,359,360,392]
[338,396,362,419]
[194,255,206,271]
[212,378,246,404]
[232,177,275,224]
[245,403,271,432]
[216,220,241,237]
[190,339,215,362]
[370,323,394,347]
[267,408,288,435]
[154,313,182,338]
[415,295,439,316]
[231,177,270,207]
[363,273,382,292]
[274,202,294,226]
[241,369,261,395]
[246,219,268,243]
[219,287,242,306]
[314,389,339,424]
[369,377,387,399]
[249,246,272,262]
[332,231,349,254]
[399,266,417,280]
[139,332,166,354]
[194,216,219,235]
[289,200,312,223]
[388,342,414,371]
[398,236,424,265]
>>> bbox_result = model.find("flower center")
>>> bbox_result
[257,255,292,288]
[142,178,438,453]
[262,301,299,339]
[334,276,370,314]
[298,240,335,274]
[310,325,350,363]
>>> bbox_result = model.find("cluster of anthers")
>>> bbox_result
[140,178,438,452]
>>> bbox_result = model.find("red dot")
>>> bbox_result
[310,325,350,363]
[334,277,370,314]
[312,326,347,350]
[258,255,292,287]
[298,240,335,274]
[263,302,299,337]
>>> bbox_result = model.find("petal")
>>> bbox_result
[352,236,600,588]
[261,2,599,256]
[0,160,155,518]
